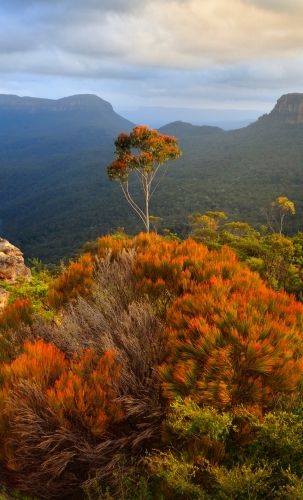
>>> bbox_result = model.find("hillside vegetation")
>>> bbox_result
[2,230,303,498]
[1,93,303,262]
[0,95,135,262]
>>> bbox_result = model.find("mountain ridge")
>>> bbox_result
[0,93,114,113]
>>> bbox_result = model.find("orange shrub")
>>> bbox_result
[48,253,93,308]
[0,298,33,331]
[0,339,123,471]
[96,232,163,259]
[1,339,67,390]
[160,269,303,409]
[0,298,34,362]
[0,339,68,463]
[133,238,261,316]
[97,234,133,259]
[122,235,303,409]
[133,238,205,312]
[47,348,123,436]
[133,232,163,251]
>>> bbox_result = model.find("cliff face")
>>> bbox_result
[0,238,32,310]
[0,238,31,284]
[0,94,113,113]
[269,93,303,123]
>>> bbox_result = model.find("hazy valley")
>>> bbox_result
[0,92,303,262]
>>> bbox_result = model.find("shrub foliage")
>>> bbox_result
[1,233,303,498]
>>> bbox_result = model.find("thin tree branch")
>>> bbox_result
[150,162,170,199]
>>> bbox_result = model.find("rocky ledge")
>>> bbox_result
[0,238,31,310]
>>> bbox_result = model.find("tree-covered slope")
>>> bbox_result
[156,114,303,238]
[0,94,136,262]
[1,92,303,262]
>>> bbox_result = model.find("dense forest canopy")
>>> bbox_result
[0,92,303,262]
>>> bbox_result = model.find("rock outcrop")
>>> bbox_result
[0,238,31,284]
[0,238,31,310]
[269,93,303,123]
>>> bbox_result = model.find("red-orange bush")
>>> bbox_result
[96,232,163,260]
[114,234,303,409]
[0,298,33,331]
[1,338,66,390]
[160,265,303,409]
[97,234,133,259]
[0,340,123,470]
[0,298,34,363]
[133,238,262,317]
[47,348,123,436]
[48,253,93,308]
[0,340,122,442]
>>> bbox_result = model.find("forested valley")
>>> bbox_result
[1,92,303,262]
[2,93,303,499]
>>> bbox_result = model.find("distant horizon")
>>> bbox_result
[0,91,273,111]
[114,104,266,130]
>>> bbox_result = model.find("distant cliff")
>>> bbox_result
[268,93,303,123]
[0,94,113,113]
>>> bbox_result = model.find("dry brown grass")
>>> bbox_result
[4,250,165,498]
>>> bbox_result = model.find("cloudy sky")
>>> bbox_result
[1,0,303,116]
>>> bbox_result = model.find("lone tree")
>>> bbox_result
[107,125,182,233]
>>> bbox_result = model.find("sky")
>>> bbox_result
[1,0,303,119]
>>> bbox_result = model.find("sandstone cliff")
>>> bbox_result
[269,93,303,123]
[0,238,31,310]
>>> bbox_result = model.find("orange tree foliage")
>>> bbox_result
[0,339,123,468]
[48,253,93,309]
[107,126,182,233]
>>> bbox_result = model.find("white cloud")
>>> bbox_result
[2,0,303,69]
[0,0,303,108]
[116,0,303,68]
